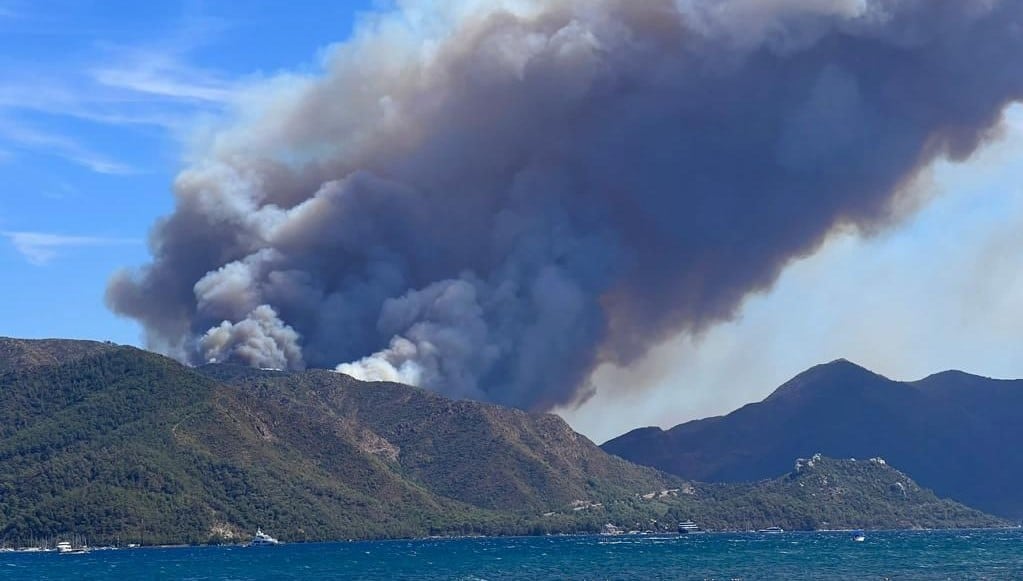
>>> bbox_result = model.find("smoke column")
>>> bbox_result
[108,0,1023,410]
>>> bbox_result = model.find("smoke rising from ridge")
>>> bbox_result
[108,0,1023,410]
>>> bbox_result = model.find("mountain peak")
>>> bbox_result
[0,336,122,375]
[910,369,1020,394]
[825,357,853,365]
[819,358,874,373]
[797,358,884,382]
[914,369,986,384]
[603,358,1023,519]
[763,358,886,402]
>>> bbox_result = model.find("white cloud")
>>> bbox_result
[2,231,140,265]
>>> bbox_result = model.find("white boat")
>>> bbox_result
[56,541,88,555]
[249,528,280,546]
[757,526,784,534]
[851,530,866,542]
[599,523,624,536]
[677,520,705,534]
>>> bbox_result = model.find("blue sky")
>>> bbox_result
[1,1,1021,440]
[0,0,374,343]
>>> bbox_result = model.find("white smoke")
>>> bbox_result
[199,305,304,370]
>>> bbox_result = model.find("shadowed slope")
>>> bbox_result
[603,360,1023,518]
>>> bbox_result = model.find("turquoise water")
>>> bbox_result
[2,530,1022,579]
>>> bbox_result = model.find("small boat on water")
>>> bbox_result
[851,530,866,542]
[56,541,89,555]
[599,523,624,536]
[249,528,280,546]
[757,526,784,534]
[677,520,705,535]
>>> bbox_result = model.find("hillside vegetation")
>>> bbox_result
[0,340,1005,546]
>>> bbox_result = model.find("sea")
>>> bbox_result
[2,529,1022,580]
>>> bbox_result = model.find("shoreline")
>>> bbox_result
[2,525,1019,553]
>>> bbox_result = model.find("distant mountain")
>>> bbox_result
[602,359,1023,519]
[0,342,1005,546]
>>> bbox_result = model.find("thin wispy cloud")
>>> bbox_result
[0,121,136,175]
[0,56,237,131]
[0,9,241,138]
[0,79,193,131]
[2,231,140,265]
[88,25,243,109]
[91,52,238,105]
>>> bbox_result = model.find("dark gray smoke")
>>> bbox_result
[107,0,1023,410]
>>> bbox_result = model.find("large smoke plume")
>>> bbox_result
[108,0,1023,410]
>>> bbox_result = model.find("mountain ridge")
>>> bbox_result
[0,337,682,544]
[0,339,1007,545]
[602,359,1023,519]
